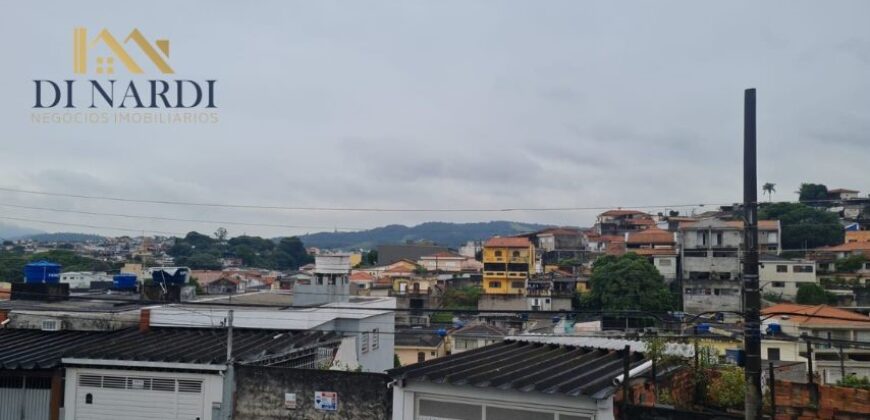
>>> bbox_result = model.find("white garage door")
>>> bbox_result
[74,374,205,420]
[0,376,51,420]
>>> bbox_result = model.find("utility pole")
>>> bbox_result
[743,88,763,420]
[220,310,235,420]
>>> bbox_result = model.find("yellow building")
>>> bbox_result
[482,237,534,295]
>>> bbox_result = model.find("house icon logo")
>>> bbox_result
[73,28,173,75]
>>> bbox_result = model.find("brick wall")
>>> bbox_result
[774,380,870,420]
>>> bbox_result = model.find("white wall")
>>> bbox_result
[63,367,223,420]
[393,381,610,420]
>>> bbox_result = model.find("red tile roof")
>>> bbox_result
[599,209,649,217]
[762,304,870,327]
[626,228,674,244]
[349,272,374,282]
[814,242,870,252]
[484,237,531,248]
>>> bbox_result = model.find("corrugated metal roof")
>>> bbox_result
[388,339,647,398]
[0,327,340,370]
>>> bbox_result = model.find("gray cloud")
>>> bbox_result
[0,1,869,237]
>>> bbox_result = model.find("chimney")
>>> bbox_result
[139,309,151,333]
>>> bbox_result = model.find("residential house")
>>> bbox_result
[389,338,650,420]
[394,328,447,366]
[349,271,375,295]
[526,272,576,311]
[0,323,341,420]
[378,244,450,266]
[828,188,861,201]
[458,241,483,259]
[679,218,781,315]
[417,252,467,273]
[479,237,534,311]
[759,254,817,301]
[624,228,678,283]
[594,210,655,236]
[762,303,870,383]
[449,323,507,354]
[294,254,351,306]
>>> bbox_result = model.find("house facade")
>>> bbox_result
[679,218,780,315]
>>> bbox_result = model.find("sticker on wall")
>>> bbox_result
[284,392,296,409]
[314,391,338,411]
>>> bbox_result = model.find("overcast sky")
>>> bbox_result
[1,1,869,238]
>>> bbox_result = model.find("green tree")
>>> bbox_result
[798,183,828,204]
[707,366,745,409]
[835,255,868,273]
[762,182,776,202]
[584,253,675,311]
[796,283,836,305]
[441,285,482,309]
[758,202,844,250]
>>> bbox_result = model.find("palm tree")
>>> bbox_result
[762,182,776,202]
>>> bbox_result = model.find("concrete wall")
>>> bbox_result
[234,365,391,420]
[477,295,527,311]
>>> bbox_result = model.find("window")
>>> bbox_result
[488,281,501,289]
[361,332,369,353]
[776,265,788,273]
[511,281,524,289]
[494,250,502,257]
[431,351,436,356]
[793,265,813,273]
[511,250,520,258]
[714,232,723,246]
[658,259,672,267]
[372,328,379,350]
[417,352,425,363]
[771,281,785,288]
[767,348,781,361]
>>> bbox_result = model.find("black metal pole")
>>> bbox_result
[805,335,818,405]
[622,345,631,420]
[768,362,776,417]
[839,345,846,383]
[743,88,763,420]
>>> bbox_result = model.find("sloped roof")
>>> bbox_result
[389,340,646,398]
[349,271,375,282]
[420,251,465,259]
[679,219,779,231]
[762,304,870,327]
[599,210,648,217]
[452,323,508,338]
[484,237,531,248]
[0,327,341,369]
[395,329,445,348]
[814,242,870,253]
[626,228,674,244]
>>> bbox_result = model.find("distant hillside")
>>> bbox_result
[0,223,44,240]
[297,221,554,250]
[19,232,106,243]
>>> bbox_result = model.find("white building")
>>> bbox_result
[759,255,817,301]
[60,272,112,289]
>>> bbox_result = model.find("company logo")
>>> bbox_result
[32,27,218,124]
[73,28,173,75]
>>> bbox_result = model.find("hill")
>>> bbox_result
[0,223,44,240]
[18,232,106,243]
[296,221,555,250]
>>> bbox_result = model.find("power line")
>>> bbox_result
[0,203,364,232]
[0,186,730,212]
[0,216,183,236]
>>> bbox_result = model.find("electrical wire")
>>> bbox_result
[0,203,364,232]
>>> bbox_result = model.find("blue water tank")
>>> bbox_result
[696,323,711,334]
[113,273,138,290]
[437,328,447,338]
[767,323,782,335]
[24,261,61,284]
